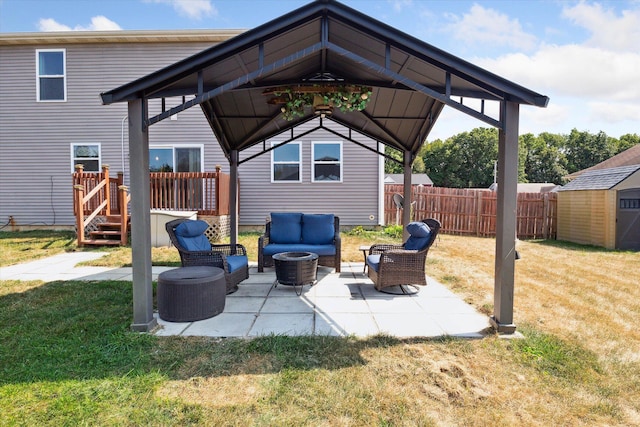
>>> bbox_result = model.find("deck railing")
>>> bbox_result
[384,185,557,239]
[73,165,125,216]
[72,165,230,216]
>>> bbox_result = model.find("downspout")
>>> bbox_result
[378,144,385,226]
[121,115,128,182]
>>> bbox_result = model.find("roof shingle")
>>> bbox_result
[558,165,640,191]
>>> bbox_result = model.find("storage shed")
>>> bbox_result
[557,165,640,250]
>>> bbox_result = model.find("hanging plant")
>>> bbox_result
[264,85,372,121]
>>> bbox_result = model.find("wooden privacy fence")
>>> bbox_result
[384,185,557,239]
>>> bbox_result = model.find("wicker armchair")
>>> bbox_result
[165,218,249,294]
[366,218,441,294]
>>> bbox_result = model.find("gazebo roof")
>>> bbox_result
[101,0,548,160]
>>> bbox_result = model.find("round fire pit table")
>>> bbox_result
[157,266,225,322]
[272,251,319,295]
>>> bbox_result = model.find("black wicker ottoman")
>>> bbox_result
[272,252,319,295]
[158,266,225,322]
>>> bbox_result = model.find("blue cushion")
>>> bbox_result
[226,255,248,273]
[175,220,209,237]
[263,243,336,257]
[302,214,335,245]
[406,221,431,238]
[404,221,432,251]
[366,254,381,272]
[174,220,211,251]
[270,212,303,244]
[404,237,430,251]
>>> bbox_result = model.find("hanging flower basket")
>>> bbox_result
[264,84,372,121]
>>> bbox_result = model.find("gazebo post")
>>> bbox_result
[402,149,412,239]
[491,101,519,334]
[128,98,157,332]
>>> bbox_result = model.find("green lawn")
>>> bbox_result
[1,230,639,425]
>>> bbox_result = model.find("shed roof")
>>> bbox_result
[558,165,640,191]
[100,0,548,160]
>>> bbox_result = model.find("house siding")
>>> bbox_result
[1,35,383,230]
[0,40,227,228]
[238,118,381,227]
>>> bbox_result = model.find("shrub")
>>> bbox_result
[383,225,403,239]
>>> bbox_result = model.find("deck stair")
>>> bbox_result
[73,165,131,247]
[83,215,130,246]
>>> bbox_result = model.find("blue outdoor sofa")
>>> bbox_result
[258,212,341,272]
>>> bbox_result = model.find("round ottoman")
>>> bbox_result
[157,266,225,322]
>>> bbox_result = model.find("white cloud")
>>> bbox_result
[562,2,640,51]
[587,101,640,122]
[38,16,122,31]
[443,4,538,51]
[476,44,640,103]
[38,18,72,32]
[521,102,570,130]
[388,0,413,13]
[145,0,217,20]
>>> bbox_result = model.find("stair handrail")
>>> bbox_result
[118,185,130,245]
[73,164,121,246]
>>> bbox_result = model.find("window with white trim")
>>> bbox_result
[149,146,203,172]
[71,143,101,172]
[272,141,301,182]
[312,141,342,182]
[37,49,66,102]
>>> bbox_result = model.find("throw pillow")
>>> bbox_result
[270,212,303,244]
[301,214,335,244]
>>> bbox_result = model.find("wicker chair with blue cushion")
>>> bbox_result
[165,218,249,294]
[366,218,441,294]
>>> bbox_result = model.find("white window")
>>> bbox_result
[312,141,342,182]
[36,49,66,102]
[272,141,301,182]
[71,143,101,173]
[149,146,203,172]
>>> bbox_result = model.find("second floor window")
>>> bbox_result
[37,49,66,102]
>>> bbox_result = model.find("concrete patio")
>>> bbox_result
[1,252,491,339]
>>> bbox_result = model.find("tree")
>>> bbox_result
[564,129,615,174]
[422,128,499,188]
[521,132,568,184]
[615,133,640,154]
[384,146,426,174]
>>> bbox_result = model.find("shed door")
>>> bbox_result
[616,188,640,250]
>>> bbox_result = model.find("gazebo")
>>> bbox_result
[101,0,549,334]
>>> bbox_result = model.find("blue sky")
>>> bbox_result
[1,0,639,140]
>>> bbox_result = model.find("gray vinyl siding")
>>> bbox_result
[0,41,227,228]
[1,40,381,229]
[237,118,381,227]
